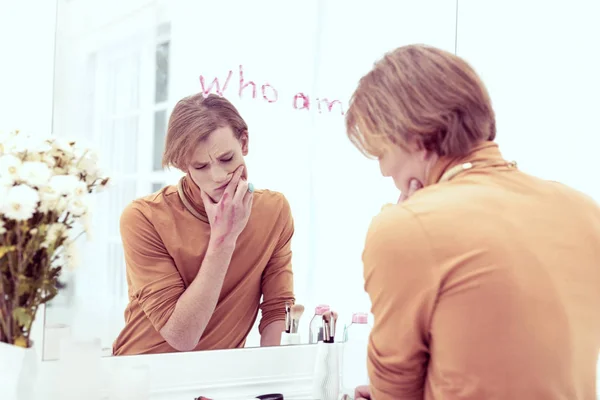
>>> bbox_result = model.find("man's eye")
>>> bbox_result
[194,165,206,170]
[221,156,233,162]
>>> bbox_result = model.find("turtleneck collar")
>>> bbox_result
[426,141,506,186]
[180,174,208,222]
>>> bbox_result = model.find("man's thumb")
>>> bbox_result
[409,178,423,194]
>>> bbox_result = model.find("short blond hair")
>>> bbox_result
[162,93,248,170]
[346,44,496,159]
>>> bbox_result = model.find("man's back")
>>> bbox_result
[364,166,600,399]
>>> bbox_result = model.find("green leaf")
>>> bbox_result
[14,336,29,348]
[0,245,16,259]
[40,290,58,304]
[12,307,32,327]
[16,275,34,296]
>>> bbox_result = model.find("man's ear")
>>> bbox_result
[240,130,249,156]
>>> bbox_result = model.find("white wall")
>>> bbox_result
[0,0,57,135]
[456,0,600,203]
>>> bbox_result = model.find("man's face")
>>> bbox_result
[377,141,437,197]
[187,126,248,202]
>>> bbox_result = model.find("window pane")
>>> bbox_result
[100,116,139,175]
[95,179,138,238]
[152,182,164,193]
[153,110,167,171]
[155,41,169,103]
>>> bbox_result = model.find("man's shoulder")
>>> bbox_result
[254,188,287,203]
[253,189,290,214]
[367,204,426,247]
[120,184,179,224]
[546,179,600,210]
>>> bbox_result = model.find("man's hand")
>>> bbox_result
[355,385,371,400]
[398,178,423,204]
[201,165,253,245]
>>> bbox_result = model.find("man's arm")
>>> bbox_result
[258,194,295,346]
[121,203,233,352]
[159,238,235,351]
[260,320,286,347]
[362,206,437,399]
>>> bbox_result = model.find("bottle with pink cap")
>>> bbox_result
[343,312,369,342]
[308,304,330,344]
[341,312,371,396]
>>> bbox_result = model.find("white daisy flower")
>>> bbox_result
[67,197,88,217]
[0,154,22,185]
[1,184,40,221]
[49,174,80,196]
[20,161,52,188]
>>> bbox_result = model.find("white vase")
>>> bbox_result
[0,341,38,400]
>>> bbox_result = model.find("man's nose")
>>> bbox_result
[211,165,229,182]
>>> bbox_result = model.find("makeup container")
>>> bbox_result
[311,311,340,400]
[280,332,302,345]
[281,304,304,345]
[43,323,71,360]
[57,337,103,399]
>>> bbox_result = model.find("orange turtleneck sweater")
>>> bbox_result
[112,175,295,355]
[364,142,600,399]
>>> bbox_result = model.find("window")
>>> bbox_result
[152,182,165,192]
[46,13,180,355]
[154,41,169,103]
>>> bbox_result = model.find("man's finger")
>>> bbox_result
[397,179,423,204]
[223,165,244,199]
[243,184,253,205]
[233,178,248,203]
[199,190,215,222]
[354,385,371,400]
[397,192,408,204]
[243,188,254,210]
[408,178,423,196]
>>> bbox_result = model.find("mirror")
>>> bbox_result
[46,0,458,358]
[45,0,600,360]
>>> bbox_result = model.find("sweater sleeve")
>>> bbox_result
[120,201,185,333]
[362,206,438,399]
[258,193,295,333]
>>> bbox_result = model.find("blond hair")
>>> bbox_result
[162,93,248,170]
[346,44,496,159]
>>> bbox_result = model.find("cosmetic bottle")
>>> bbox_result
[341,312,371,396]
[308,304,330,344]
